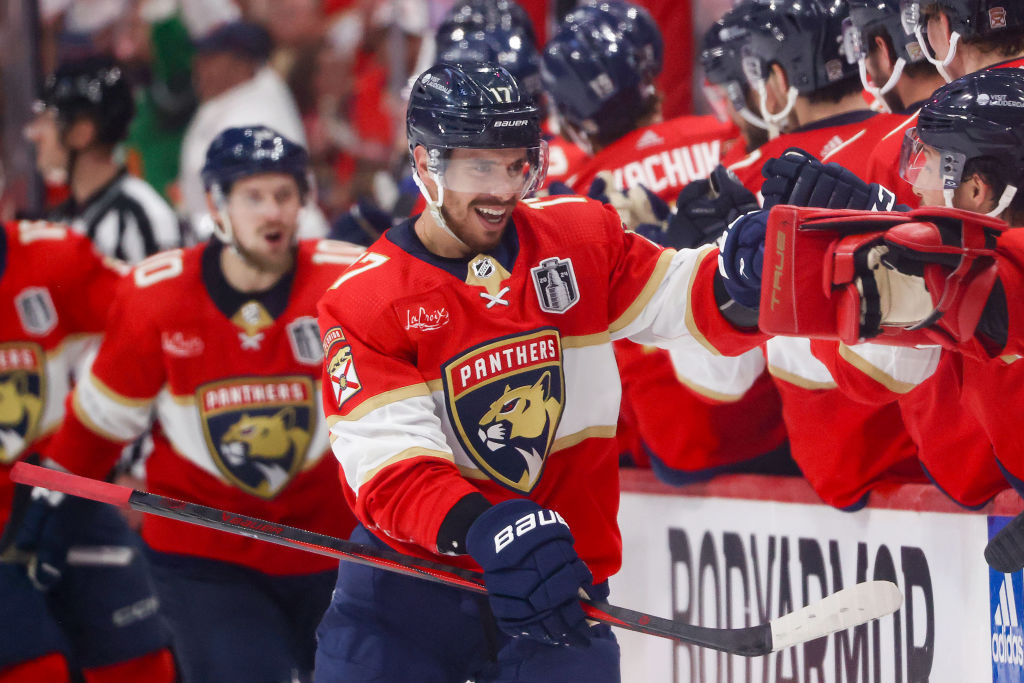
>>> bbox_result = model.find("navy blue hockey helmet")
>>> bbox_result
[41,54,135,145]
[700,2,760,118]
[843,0,927,66]
[540,17,650,148]
[900,69,1024,195]
[438,0,537,50]
[902,0,1024,42]
[436,25,543,106]
[563,1,664,81]
[740,0,858,95]
[407,63,546,197]
[201,126,310,195]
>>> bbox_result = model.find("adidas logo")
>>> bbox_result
[635,129,665,150]
[996,575,1020,628]
[993,574,1024,666]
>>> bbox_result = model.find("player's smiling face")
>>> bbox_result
[224,173,302,273]
[424,147,533,256]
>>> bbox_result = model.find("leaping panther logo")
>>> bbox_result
[219,407,311,498]
[443,329,564,493]
[199,377,314,499]
[0,372,44,463]
[477,372,560,489]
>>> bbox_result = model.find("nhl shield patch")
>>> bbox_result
[442,328,564,493]
[531,257,580,313]
[198,377,314,499]
[0,342,46,464]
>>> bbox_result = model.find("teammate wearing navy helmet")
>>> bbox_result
[30,126,363,682]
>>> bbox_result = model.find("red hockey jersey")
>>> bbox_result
[808,340,1004,507]
[46,239,363,575]
[318,196,734,583]
[0,220,124,530]
[823,111,921,209]
[566,115,740,203]
[728,110,906,198]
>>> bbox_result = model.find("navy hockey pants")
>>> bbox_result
[313,524,621,683]
[146,548,336,683]
[0,500,171,671]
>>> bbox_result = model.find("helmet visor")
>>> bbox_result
[898,127,966,190]
[702,81,731,123]
[431,143,549,197]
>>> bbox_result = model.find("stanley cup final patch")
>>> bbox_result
[531,257,580,313]
[441,328,564,494]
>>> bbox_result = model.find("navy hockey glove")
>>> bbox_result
[718,209,769,309]
[542,181,576,196]
[663,165,759,249]
[761,148,904,211]
[466,499,594,647]
[13,487,77,591]
[587,172,670,231]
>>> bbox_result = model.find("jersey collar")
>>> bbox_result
[201,238,295,321]
[385,214,520,281]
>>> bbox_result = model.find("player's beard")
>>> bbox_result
[440,197,517,254]
[233,225,297,275]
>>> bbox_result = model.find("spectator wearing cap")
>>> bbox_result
[178,20,316,237]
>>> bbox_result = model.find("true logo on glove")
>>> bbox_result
[494,509,568,553]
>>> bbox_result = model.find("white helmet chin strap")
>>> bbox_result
[915,25,959,82]
[942,184,1018,217]
[737,105,773,133]
[989,185,1019,218]
[412,168,471,251]
[210,184,234,245]
[755,82,797,139]
[859,58,906,113]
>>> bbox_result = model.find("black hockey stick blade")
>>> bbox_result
[986,509,1024,573]
[11,462,901,655]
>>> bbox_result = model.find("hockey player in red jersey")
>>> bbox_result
[0,224,177,682]
[905,0,1024,82]
[314,62,783,681]
[18,126,362,682]
[541,11,738,203]
[720,69,1024,508]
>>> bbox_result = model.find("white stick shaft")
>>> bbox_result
[769,580,903,652]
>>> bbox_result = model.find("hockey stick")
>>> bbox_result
[986,509,1024,573]
[11,461,901,656]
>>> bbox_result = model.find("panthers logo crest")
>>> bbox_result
[0,343,45,464]
[199,377,314,499]
[443,329,564,493]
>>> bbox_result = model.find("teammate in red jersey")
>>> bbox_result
[314,61,779,681]
[541,11,738,204]
[683,0,927,510]
[720,68,1024,508]
[19,126,363,682]
[539,9,789,485]
[906,0,1024,82]
[0,223,177,683]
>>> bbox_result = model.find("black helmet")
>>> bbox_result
[435,25,543,106]
[906,69,1024,190]
[740,0,858,95]
[201,125,309,195]
[563,1,664,81]
[407,62,542,154]
[42,54,135,145]
[903,0,1024,42]
[438,0,537,49]
[845,0,927,66]
[540,17,649,147]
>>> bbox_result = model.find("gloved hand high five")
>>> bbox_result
[717,209,770,309]
[664,165,759,249]
[587,172,670,232]
[761,148,903,212]
[466,499,593,647]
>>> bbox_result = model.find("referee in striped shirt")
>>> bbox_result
[25,54,184,264]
